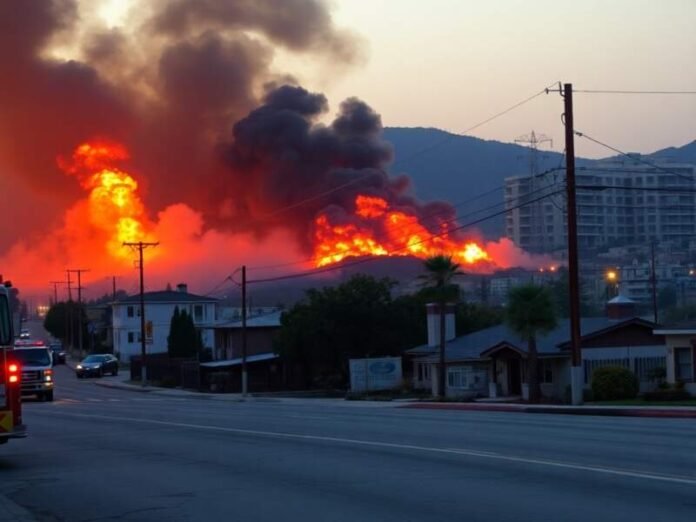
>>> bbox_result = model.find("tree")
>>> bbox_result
[456,302,504,335]
[43,301,87,346]
[275,274,425,388]
[420,255,463,399]
[167,307,202,358]
[505,284,557,403]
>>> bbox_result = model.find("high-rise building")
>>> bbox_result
[505,156,696,253]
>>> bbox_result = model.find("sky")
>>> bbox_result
[3,0,695,304]
[98,0,696,157]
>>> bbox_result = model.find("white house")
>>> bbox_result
[112,284,218,362]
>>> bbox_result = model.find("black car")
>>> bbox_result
[49,343,66,364]
[76,354,119,378]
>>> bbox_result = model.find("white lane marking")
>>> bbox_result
[38,410,696,486]
[284,414,332,421]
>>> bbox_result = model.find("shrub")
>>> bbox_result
[591,366,639,401]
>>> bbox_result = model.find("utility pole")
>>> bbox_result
[49,280,67,306]
[563,83,583,406]
[123,241,159,386]
[66,270,73,351]
[68,269,90,358]
[650,240,659,323]
[112,276,117,302]
[241,265,248,397]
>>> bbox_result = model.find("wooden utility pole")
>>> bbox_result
[68,269,90,357]
[563,83,583,405]
[123,241,159,386]
[49,280,66,306]
[66,270,73,351]
[241,265,248,397]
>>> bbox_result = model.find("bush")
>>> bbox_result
[591,366,639,401]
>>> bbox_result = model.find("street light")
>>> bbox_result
[605,269,619,299]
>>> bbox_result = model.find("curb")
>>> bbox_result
[399,403,696,419]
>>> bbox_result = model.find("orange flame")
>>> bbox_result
[313,195,491,267]
[60,141,153,260]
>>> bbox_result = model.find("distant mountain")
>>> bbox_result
[384,127,695,237]
[383,127,567,237]
[648,140,696,164]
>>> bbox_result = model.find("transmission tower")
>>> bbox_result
[515,130,553,252]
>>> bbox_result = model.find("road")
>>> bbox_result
[1,365,695,521]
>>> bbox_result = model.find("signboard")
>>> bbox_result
[349,356,402,392]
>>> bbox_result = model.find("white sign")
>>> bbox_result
[349,356,402,392]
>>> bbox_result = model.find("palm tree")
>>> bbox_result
[420,255,463,399]
[505,284,557,403]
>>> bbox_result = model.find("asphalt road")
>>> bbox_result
[1,365,695,522]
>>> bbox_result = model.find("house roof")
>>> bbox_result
[115,290,217,304]
[409,317,641,363]
[213,311,282,329]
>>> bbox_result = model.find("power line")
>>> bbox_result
[246,176,563,274]
[255,81,560,221]
[574,130,696,183]
[247,188,563,285]
[575,89,696,95]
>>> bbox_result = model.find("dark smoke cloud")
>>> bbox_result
[222,84,461,250]
[0,0,361,249]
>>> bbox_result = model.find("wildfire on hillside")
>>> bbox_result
[312,195,491,268]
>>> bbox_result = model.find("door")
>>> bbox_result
[508,358,521,395]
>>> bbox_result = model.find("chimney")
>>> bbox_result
[426,303,456,347]
[176,283,188,294]
[606,294,636,320]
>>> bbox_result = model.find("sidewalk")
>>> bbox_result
[401,401,696,419]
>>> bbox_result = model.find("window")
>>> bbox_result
[0,295,10,345]
[675,347,693,381]
[127,332,135,343]
[127,306,134,318]
[418,363,431,382]
[194,304,204,322]
[538,360,553,383]
[127,306,141,318]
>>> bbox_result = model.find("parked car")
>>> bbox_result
[76,354,119,378]
[49,342,66,365]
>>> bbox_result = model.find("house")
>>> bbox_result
[212,310,282,361]
[652,324,696,395]
[202,311,284,392]
[407,299,667,401]
[112,284,217,362]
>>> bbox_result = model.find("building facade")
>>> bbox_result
[505,157,696,253]
[112,284,217,362]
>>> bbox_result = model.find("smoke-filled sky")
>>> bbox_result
[1,0,692,300]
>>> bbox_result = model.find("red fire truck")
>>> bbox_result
[0,283,26,444]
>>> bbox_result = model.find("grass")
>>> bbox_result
[588,398,696,407]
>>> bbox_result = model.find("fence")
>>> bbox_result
[583,356,666,385]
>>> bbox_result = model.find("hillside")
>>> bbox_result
[384,127,695,237]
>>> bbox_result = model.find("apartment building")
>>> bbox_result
[505,156,696,253]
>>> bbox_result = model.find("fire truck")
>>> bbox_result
[0,283,26,444]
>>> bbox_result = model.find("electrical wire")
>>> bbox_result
[247,188,564,285]
[574,89,696,95]
[574,130,696,183]
[245,176,563,274]
[254,81,560,221]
